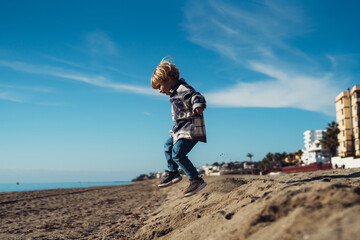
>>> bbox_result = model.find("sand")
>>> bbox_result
[1,168,360,240]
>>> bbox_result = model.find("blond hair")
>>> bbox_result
[151,56,180,89]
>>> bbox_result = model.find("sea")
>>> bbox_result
[0,181,133,193]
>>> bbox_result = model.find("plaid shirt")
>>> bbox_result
[169,78,207,144]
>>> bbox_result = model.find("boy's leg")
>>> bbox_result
[171,139,199,180]
[158,137,182,188]
[164,137,179,171]
[172,139,207,196]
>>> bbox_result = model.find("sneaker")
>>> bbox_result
[184,176,207,197]
[158,171,182,188]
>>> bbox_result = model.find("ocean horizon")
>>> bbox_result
[0,181,133,193]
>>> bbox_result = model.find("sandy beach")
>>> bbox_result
[1,168,360,240]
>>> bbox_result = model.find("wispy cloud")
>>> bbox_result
[0,60,156,96]
[86,31,118,56]
[32,101,64,107]
[184,0,310,62]
[0,84,52,92]
[0,83,55,104]
[206,62,339,115]
[184,0,341,115]
[42,54,147,81]
[0,92,22,102]
[105,66,148,81]
[40,54,86,69]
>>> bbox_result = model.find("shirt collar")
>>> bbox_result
[169,78,184,96]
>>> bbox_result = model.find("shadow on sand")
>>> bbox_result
[282,171,360,184]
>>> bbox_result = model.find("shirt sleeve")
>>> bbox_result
[187,90,206,111]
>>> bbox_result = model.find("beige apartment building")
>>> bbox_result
[335,85,360,157]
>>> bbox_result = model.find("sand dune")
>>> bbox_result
[1,168,360,239]
[135,168,360,240]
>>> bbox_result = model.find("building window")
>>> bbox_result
[342,119,344,126]
[343,130,345,136]
[342,109,344,115]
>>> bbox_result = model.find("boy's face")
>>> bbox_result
[157,78,176,95]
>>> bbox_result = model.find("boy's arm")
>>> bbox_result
[188,91,206,116]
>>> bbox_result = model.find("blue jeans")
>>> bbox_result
[164,137,199,180]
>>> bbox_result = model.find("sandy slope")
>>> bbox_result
[1,168,360,240]
[135,168,360,240]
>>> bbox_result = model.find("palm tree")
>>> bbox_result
[262,152,274,169]
[320,121,340,157]
[246,153,254,162]
[274,152,283,168]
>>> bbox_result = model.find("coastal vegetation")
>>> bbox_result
[132,150,303,181]
[320,121,340,157]
[133,121,341,181]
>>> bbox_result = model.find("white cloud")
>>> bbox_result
[0,60,156,96]
[86,31,118,56]
[184,0,309,61]
[40,54,86,69]
[206,62,339,115]
[0,92,22,102]
[184,0,341,115]
[43,54,148,81]
[0,84,52,92]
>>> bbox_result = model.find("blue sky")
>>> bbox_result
[1,0,359,183]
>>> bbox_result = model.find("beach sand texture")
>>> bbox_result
[1,168,360,240]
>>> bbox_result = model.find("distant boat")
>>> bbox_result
[16,182,20,185]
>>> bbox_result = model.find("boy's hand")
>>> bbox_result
[193,107,204,116]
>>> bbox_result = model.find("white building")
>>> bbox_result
[155,171,167,179]
[198,164,221,176]
[331,156,360,169]
[243,162,255,169]
[301,130,330,165]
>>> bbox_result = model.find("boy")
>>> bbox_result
[151,57,207,197]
